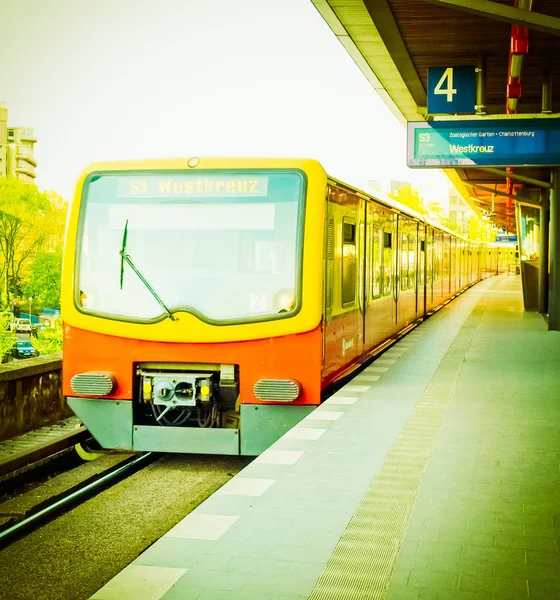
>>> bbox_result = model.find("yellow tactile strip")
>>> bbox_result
[308,297,490,600]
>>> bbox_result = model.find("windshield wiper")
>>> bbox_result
[119,220,176,321]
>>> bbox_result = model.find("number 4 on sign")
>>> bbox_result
[434,68,457,103]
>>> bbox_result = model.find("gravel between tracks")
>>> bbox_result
[0,453,251,600]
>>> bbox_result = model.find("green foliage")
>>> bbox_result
[0,314,16,362]
[389,184,427,216]
[389,184,490,241]
[33,318,63,355]
[0,178,67,307]
[468,215,494,242]
[425,201,445,220]
[22,250,63,309]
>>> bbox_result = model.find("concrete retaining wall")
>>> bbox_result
[0,353,71,442]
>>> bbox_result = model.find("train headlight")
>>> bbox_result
[80,291,91,308]
[279,293,294,311]
[143,380,153,401]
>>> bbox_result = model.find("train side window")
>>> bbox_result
[341,218,356,306]
[383,231,392,296]
[372,226,382,298]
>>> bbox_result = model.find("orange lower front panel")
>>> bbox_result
[63,324,323,405]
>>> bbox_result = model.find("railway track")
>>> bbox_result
[0,417,157,548]
[0,451,154,548]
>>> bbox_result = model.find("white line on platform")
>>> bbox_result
[286,427,327,440]
[343,385,371,393]
[255,449,304,465]
[90,565,187,600]
[216,477,276,497]
[327,396,358,405]
[306,410,344,421]
[165,514,239,540]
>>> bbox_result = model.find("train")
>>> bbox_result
[61,158,515,455]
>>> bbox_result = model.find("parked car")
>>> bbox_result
[10,318,32,333]
[12,340,40,359]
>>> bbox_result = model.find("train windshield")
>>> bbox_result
[76,170,306,323]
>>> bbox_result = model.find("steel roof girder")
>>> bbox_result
[466,182,542,204]
[420,0,560,36]
[480,168,551,189]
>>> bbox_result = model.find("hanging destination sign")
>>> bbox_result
[407,118,560,168]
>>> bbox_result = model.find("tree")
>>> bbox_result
[22,249,63,309]
[0,314,16,362]
[0,179,67,307]
[389,184,427,216]
[33,317,63,355]
[426,201,446,222]
[468,215,494,242]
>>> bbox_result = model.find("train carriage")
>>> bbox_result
[62,158,513,455]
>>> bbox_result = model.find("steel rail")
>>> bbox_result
[0,452,154,548]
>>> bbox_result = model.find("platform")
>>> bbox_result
[91,275,560,600]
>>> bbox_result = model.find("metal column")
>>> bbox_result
[549,168,560,330]
[539,189,550,314]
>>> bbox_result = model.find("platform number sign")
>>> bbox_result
[427,66,476,115]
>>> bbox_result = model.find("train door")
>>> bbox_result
[462,241,466,288]
[434,231,442,305]
[340,193,365,364]
[482,247,489,278]
[385,212,397,331]
[408,223,419,319]
[396,215,416,330]
[356,197,367,359]
[459,241,463,289]
[450,237,456,294]
[475,245,480,280]
[364,203,396,351]
[396,216,406,329]
[443,234,451,296]
[425,227,434,312]
[418,224,426,318]
[322,185,364,378]
[440,235,445,297]
[364,200,376,352]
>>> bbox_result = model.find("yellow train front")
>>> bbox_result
[62,158,326,455]
[62,157,514,456]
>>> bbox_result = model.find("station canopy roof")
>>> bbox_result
[311,0,560,233]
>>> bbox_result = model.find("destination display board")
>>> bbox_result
[407,119,560,168]
[495,235,518,243]
[117,175,269,198]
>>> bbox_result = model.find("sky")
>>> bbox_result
[1,0,451,205]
